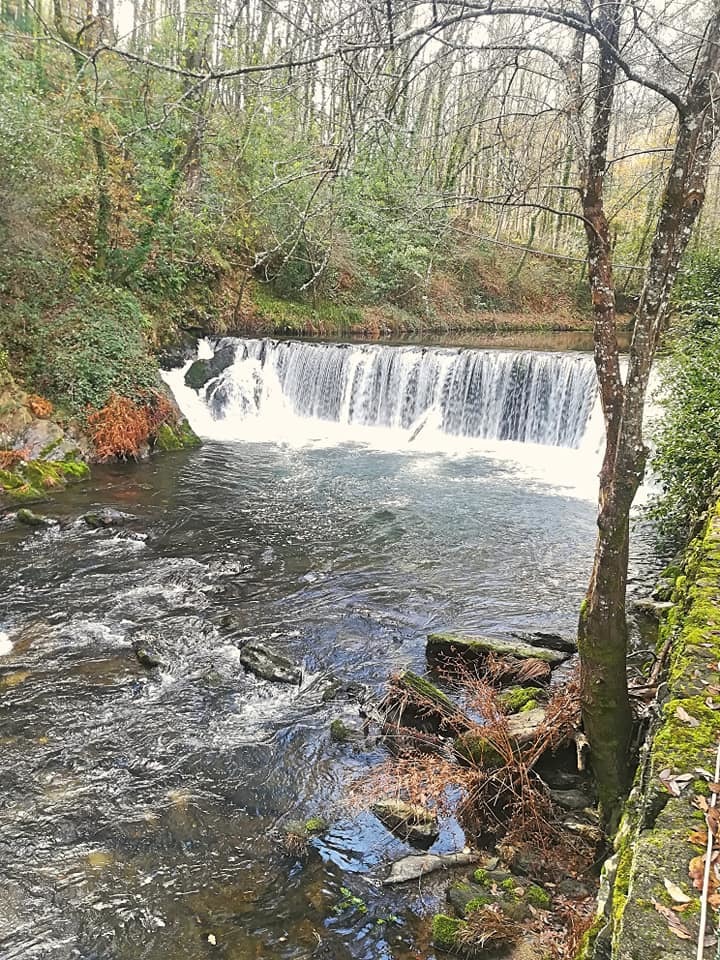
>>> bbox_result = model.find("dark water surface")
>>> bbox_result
[0,434,600,959]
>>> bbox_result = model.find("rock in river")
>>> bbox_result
[83,508,138,529]
[238,641,301,684]
[383,848,478,885]
[371,799,439,846]
[427,632,569,666]
[131,633,168,669]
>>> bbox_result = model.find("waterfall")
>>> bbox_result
[164,337,600,450]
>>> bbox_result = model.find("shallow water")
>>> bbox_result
[0,335,654,960]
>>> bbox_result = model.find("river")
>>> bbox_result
[0,334,649,960]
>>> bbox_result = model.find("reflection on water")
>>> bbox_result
[0,430,602,958]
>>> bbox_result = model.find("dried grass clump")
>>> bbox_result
[88,391,175,461]
[457,904,522,949]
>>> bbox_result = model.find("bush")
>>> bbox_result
[649,251,720,541]
[1,266,159,413]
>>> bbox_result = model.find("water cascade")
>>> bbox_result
[165,337,601,451]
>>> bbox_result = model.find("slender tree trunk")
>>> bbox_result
[578,2,720,827]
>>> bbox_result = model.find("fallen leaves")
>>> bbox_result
[675,705,700,727]
[651,899,693,939]
[659,768,694,796]
[663,878,692,904]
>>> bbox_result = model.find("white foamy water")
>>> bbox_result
[0,631,13,656]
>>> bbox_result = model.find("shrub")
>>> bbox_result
[649,250,720,541]
[88,391,175,461]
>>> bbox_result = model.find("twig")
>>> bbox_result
[697,737,720,960]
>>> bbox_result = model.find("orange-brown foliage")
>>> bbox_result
[0,448,28,470]
[27,394,53,418]
[88,391,175,461]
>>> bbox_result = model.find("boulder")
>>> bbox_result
[426,632,569,667]
[16,508,54,528]
[455,708,548,767]
[384,670,467,734]
[238,641,301,684]
[184,344,236,391]
[83,508,138,529]
[371,799,439,846]
[549,788,594,812]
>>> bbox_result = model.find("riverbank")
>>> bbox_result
[579,502,720,958]
[0,363,198,511]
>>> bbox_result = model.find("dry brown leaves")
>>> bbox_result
[0,448,28,470]
[88,391,175,460]
[27,394,53,418]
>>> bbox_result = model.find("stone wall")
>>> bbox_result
[581,503,720,958]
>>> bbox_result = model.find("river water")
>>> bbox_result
[0,335,651,960]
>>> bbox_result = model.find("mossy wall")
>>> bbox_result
[579,502,720,959]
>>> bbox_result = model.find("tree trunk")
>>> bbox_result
[578,3,720,827]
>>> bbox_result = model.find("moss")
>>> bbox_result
[304,817,327,834]
[16,508,47,526]
[465,896,492,913]
[398,670,454,709]
[472,868,489,885]
[653,696,720,772]
[329,718,354,743]
[500,877,516,893]
[498,686,538,714]
[520,698,539,712]
[153,420,201,452]
[454,732,504,768]
[525,884,551,908]
[431,914,464,952]
[1,456,88,504]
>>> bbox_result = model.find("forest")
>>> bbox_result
[2,1,720,959]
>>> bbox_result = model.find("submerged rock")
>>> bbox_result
[321,678,369,704]
[131,633,167,670]
[83,508,138,529]
[383,848,479,885]
[238,641,301,684]
[426,632,569,666]
[371,799,439,846]
[16,508,54,527]
[329,718,364,743]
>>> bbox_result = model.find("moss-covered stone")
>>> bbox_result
[0,456,90,507]
[427,632,568,665]
[498,685,540,713]
[587,502,720,960]
[431,914,465,952]
[525,884,551,909]
[153,419,201,452]
[304,817,328,834]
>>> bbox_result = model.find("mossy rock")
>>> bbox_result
[427,632,568,666]
[525,884,551,909]
[16,508,51,527]
[431,914,465,953]
[0,457,89,507]
[498,686,542,713]
[386,670,466,734]
[153,420,201,452]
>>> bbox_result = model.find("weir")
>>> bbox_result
[172,338,600,449]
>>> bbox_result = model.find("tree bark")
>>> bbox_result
[578,3,720,827]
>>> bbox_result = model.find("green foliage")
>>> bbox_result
[650,251,720,540]
[1,262,158,413]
